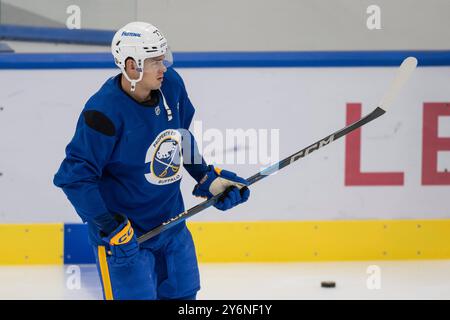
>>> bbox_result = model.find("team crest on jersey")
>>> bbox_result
[144,129,183,185]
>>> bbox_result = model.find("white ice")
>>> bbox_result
[0,260,449,300]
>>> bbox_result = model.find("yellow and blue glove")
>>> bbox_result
[193,165,250,211]
[101,215,139,265]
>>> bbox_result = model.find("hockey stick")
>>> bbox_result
[137,56,417,244]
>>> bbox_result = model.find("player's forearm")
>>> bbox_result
[182,130,209,182]
[184,159,209,183]
[91,212,120,235]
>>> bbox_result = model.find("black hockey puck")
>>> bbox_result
[321,281,336,288]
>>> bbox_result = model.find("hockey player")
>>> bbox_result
[53,21,250,300]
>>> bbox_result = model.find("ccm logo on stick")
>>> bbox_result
[290,135,335,164]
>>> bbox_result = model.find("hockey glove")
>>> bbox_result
[192,165,250,211]
[101,215,139,265]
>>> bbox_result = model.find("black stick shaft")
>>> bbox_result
[137,106,386,244]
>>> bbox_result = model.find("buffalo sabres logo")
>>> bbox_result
[145,129,183,185]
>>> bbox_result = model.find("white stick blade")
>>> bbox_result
[379,56,418,111]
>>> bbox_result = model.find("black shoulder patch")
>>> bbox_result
[83,110,116,137]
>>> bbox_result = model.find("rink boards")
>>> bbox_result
[0,51,449,264]
[0,220,450,264]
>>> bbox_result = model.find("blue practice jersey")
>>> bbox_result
[54,68,208,247]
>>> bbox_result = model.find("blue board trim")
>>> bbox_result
[0,51,450,69]
[64,223,95,264]
[0,52,114,69]
[171,51,450,68]
[0,24,113,45]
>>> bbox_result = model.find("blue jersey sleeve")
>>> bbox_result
[53,109,119,234]
[183,130,209,182]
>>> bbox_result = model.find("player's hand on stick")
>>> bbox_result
[192,165,250,211]
[101,215,139,265]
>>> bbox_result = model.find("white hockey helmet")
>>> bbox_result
[111,21,173,91]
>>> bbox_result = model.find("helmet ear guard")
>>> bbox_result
[118,56,144,92]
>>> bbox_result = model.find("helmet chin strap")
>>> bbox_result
[121,59,144,92]
[121,68,144,92]
[130,79,137,92]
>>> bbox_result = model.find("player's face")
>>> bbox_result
[141,55,167,90]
